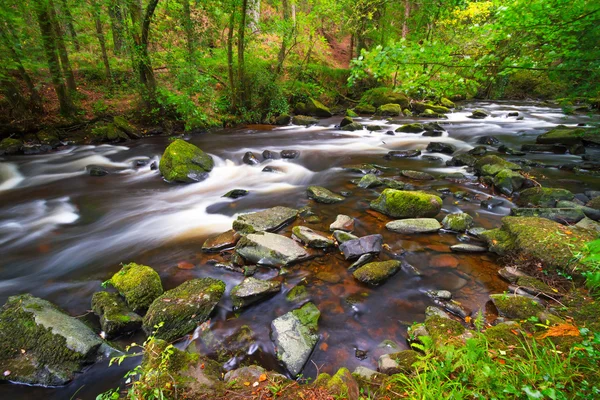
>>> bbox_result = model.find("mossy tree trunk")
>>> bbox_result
[181,0,194,62]
[237,0,248,109]
[227,2,236,111]
[48,0,77,93]
[275,0,293,76]
[90,0,112,82]
[59,0,80,51]
[108,0,125,54]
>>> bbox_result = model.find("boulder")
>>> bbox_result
[113,116,140,139]
[474,155,521,176]
[222,189,249,199]
[159,139,214,183]
[386,218,442,234]
[242,151,260,165]
[521,144,568,154]
[292,226,334,248]
[109,263,163,313]
[87,165,109,176]
[341,122,364,131]
[368,125,386,131]
[292,115,318,126]
[143,278,225,341]
[323,368,360,400]
[333,230,359,244]
[509,208,585,224]
[376,104,402,116]
[0,137,23,155]
[476,136,500,146]
[232,206,298,233]
[370,189,443,218]
[271,302,320,377]
[468,146,487,156]
[442,213,474,231]
[235,232,309,267]
[274,114,291,125]
[401,170,434,180]
[36,128,61,147]
[262,150,277,160]
[378,350,419,375]
[386,149,421,158]
[91,123,129,142]
[346,109,358,117]
[281,150,300,159]
[469,109,490,119]
[446,154,477,167]
[516,187,574,207]
[354,104,376,114]
[330,215,354,232]
[296,98,332,117]
[440,98,455,108]
[353,260,401,285]
[339,234,383,260]
[230,277,281,310]
[202,229,241,252]
[489,294,544,319]
[411,102,450,114]
[426,142,456,154]
[396,123,424,133]
[91,292,142,338]
[359,88,409,109]
[357,174,406,190]
[492,169,525,195]
[307,186,345,204]
[348,253,374,272]
[340,116,354,127]
[0,294,103,385]
[536,126,600,146]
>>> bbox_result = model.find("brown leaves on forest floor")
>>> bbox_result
[538,323,580,340]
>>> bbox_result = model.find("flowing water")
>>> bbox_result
[1,101,599,399]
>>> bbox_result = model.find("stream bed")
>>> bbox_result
[1,101,599,399]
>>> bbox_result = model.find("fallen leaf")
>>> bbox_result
[259,373,267,382]
[538,324,580,339]
[244,381,250,386]
[200,363,205,369]
[464,316,472,323]
[319,342,328,351]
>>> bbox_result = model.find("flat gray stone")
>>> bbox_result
[386,218,441,234]
[330,215,354,232]
[292,226,334,248]
[339,234,383,260]
[230,277,281,309]
[232,206,298,233]
[235,232,309,267]
[450,243,487,252]
[307,186,345,204]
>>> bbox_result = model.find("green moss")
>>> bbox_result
[412,102,450,114]
[516,187,574,207]
[424,315,465,344]
[91,123,128,142]
[493,169,525,195]
[586,196,600,210]
[142,338,198,374]
[113,116,137,136]
[91,291,142,338]
[0,137,23,154]
[396,123,424,133]
[441,213,474,232]
[370,189,443,218]
[159,139,214,183]
[110,263,163,313]
[353,260,401,285]
[376,103,402,116]
[346,109,358,117]
[474,155,521,176]
[484,322,523,348]
[490,294,544,319]
[440,98,456,108]
[36,128,60,147]
[515,276,556,296]
[291,302,320,332]
[286,285,309,302]
[479,228,514,255]
[536,126,600,145]
[354,104,376,114]
[325,367,358,398]
[360,87,409,108]
[389,350,420,373]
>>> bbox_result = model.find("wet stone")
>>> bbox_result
[292,226,334,248]
[281,150,300,159]
[401,170,434,180]
[386,149,421,158]
[330,214,355,232]
[333,230,359,244]
[386,218,441,234]
[232,206,298,233]
[222,189,249,199]
[235,232,309,267]
[353,260,401,285]
[468,146,487,156]
[230,277,281,309]
[262,150,277,160]
[91,292,143,338]
[481,198,504,210]
[476,135,500,146]
[87,165,109,176]
[426,142,456,154]
[339,234,383,260]
[451,243,487,252]
[348,253,374,272]
[498,266,527,283]
[262,166,284,173]
[242,151,260,165]
[425,290,452,300]
[307,186,345,204]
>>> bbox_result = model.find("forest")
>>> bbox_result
[1,1,600,400]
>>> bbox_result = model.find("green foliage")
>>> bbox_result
[573,239,600,297]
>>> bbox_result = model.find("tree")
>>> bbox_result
[90,0,112,81]
[108,0,125,54]
[48,0,76,92]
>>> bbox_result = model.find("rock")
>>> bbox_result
[446,154,477,167]
[224,365,287,384]
[353,260,401,285]
[333,230,359,244]
[493,169,525,195]
[498,145,526,156]
[353,366,382,380]
[307,186,344,204]
[586,196,600,210]
[271,302,320,377]
[474,155,521,176]
[113,116,140,139]
[480,198,504,210]
[514,276,558,298]
[339,234,383,260]
[330,215,354,232]
[281,149,300,159]
[576,217,600,232]
[262,166,283,173]
[36,128,61,147]
[451,244,487,252]
[476,136,500,146]
[426,142,456,154]
[434,299,469,319]
[412,102,450,114]
[354,104,376,114]
[386,218,441,234]
[521,144,568,154]
[86,165,109,176]
[370,189,443,218]
[401,170,434,180]
[489,294,544,319]
[422,155,443,162]
[442,213,474,232]
[300,98,333,117]
[0,137,23,155]
[498,266,527,283]
[357,174,406,190]
[232,206,298,233]
[341,122,364,131]
[143,278,225,341]
[292,226,334,248]
[569,143,586,155]
[360,88,409,109]
[286,285,310,303]
[230,277,281,310]
[262,150,277,160]
[242,151,260,165]
[368,125,386,132]
[109,263,163,313]
[536,125,600,146]
[378,350,419,375]
[468,146,487,156]
[0,294,104,385]
[274,114,291,125]
[386,149,422,158]
[222,188,249,199]
[91,292,142,338]
[292,115,318,126]
[396,123,424,133]
[91,123,129,142]
[377,103,402,116]
[440,98,455,108]
[426,290,452,300]
[509,208,585,224]
[516,187,574,207]
[480,216,595,273]
[150,161,158,170]
[340,116,354,127]
[346,109,358,117]
[425,306,452,319]
[235,232,309,267]
[202,229,241,252]
[469,109,491,119]
[348,253,375,272]
[159,139,214,183]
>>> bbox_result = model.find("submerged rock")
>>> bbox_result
[442,213,474,232]
[386,149,422,158]
[307,186,345,204]
[230,277,281,310]
[469,109,491,119]
[341,122,364,131]
[370,189,443,218]
[91,292,142,338]
[202,229,241,252]
[353,260,401,285]
[159,139,214,183]
[232,206,298,233]
[109,263,163,313]
[87,165,109,176]
[292,226,334,248]
[348,253,375,272]
[396,123,424,133]
[450,243,487,252]
[401,170,434,180]
[330,214,355,232]
[235,232,309,267]
[510,208,585,224]
[333,230,359,244]
[0,294,103,385]
[143,278,225,342]
[271,302,320,377]
[386,218,442,234]
[426,142,456,154]
[339,234,383,260]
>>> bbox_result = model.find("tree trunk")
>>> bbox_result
[402,0,410,39]
[0,76,28,117]
[128,0,159,107]
[91,0,112,81]
[275,0,291,75]
[227,5,236,111]
[59,0,80,51]
[237,0,248,108]
[247,0,260,33]
[181,0,194,61]
[48,0,76,92]
[33,0,74,115]
[108,0,125,54]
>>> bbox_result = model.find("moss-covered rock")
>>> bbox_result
[274,114,291,125]
[235,232,309,267]
[346,109,358,117]
[341,122,364,131]
[378,350,419,375]
[232,206,298,234]
[36,128,61,147]
[91,123,129,143]
[303,98,333,117]
[516,187,574,207]
[424,314,465,345]
[396,123,424,133]
[536,125,600,146]
[354,104,376,114]
[360,88,409,109]
[230,277,281,310]
[110,263,163,313]
[442,213,474,232]
[0,137,23,155]
[474,155,521,176]
[143,278,225,342]
[353,260,401,285]
[386,218,442,234]
[376,103,402,116]
[586,196,600,210]
[0,294,103,385]
[292,115,319,126]
[286,284,310,302]
[292,226,334,248]
[401,170,434,180]
[489,294,544,319]
[307,185,345,204]
[159,139,214,183]
[484,322,524,349]
[325,367,360,400]
[91,291,142,338]
[340,116,354,127]
[412,102,450,114]
[440,98,456,108]
[510,207,585,224]
[113,116,139,138]
[493,169,525,195]
[370,189,443,218]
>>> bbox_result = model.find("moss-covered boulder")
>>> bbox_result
[159,139,214,183]
[474,155,521,176]
[480,216,595,273]
[340,116,354,127]
[378,350,419,375]
[235,232,309,267]
[401,170,434,180]
[423,314,465,346]
[469,109,490,119]
[353,260,401,285]
[302,98,333,117]
[324,367,360,400]
[516,187,574,207]
[412,102,450,114]
[307,185,345,204]
[342,122,364,131]
[489,294,544,319]
[0,294,103,385]
[346,109,358,117]
[271,302,320,377]
[232,206,298,234]
[440,97,456,108]
[493,169,525,195]
[354,104,376,114]
[536,125,600,146]
[274,114,291,125]
[587,196,600,210]
[91,123,129,143]
[36,128,61,147]
[230,277,281,310]
[396,123,424,133]
[109,263,163,313]
[370,189,443,218]
[143,278,225,341]
[360,88,409,109]
[292,115,319,126]
[113,116,140,139]
[91,292,142,338]
[442,212,474,232]
[0,137,23,155]
[510,208,585,224]
[376,103,402,116]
